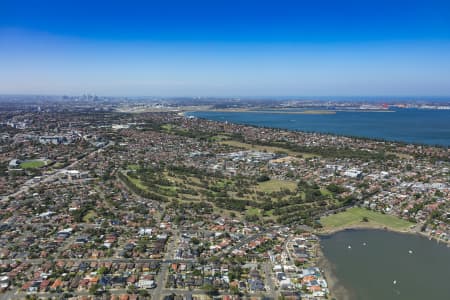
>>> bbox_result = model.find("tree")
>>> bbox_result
[89,283,100,295]
[127,284,137,294]
[97,266,108,275]
[256,174,270,182]
[230,285,240,295]
[202,284,219,296]
[327,183,347,194]
[139,289,150,297]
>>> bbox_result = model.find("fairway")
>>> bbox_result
[220,140,317,158]
[246,207,261,216]
[128,164,140,170]
[20,160,46,169]
[320,207,413,231]
[126,175,149,191]
[82,210,98,223]
[257,179,297,193]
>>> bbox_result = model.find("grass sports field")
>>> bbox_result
[20,160,46,169]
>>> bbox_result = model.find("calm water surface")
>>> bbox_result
[188,109,450,146]
[320,229,450,300]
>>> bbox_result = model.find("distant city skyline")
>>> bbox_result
[1,0,450,96]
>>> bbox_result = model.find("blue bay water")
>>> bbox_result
[188,109,450,146]
[320,229,450,300]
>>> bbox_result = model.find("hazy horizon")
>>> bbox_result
[1,0,450,96]
[2,94,450,103]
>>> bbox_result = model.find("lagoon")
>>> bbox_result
[320,229,450,300]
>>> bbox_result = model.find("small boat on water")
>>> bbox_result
[393,280,397,285]
[408,250,413,254]
[348,245,352,249]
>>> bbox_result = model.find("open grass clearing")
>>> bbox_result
[83,210,98,223]
[220,140,317,158]
[128,164,140,171]
[20,160,46,169]
[52,162,65,169]
[320,188,333,197]
[161,124,174,132]
[320,207,413,231]
[387,151,414,160]
[257,179,297,193]
[126,175,149,192]
[161,123,189,134]
[211,135,232,141]
[246,207,262,217]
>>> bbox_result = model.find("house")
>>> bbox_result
[50,278,63,290]
[344,169,363,179]
[8,159,21,168]
[138,279,156,289]
[39,135,65,145]
[0,276,9,290]
[39,279,50,292]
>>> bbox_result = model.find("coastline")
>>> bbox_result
[316,222,450,246]
[316,246,353,300]
[183,108,395,114]
[183,108,450,149]
[316,222,412,235]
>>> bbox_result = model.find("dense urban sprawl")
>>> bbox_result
[1,101,449,300]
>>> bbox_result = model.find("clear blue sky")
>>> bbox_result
[1,0,450,96]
